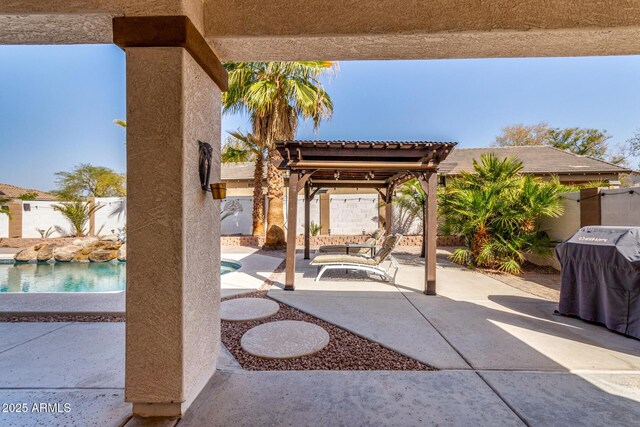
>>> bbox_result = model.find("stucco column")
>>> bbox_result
[125,47,221,417]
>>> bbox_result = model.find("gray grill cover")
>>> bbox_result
[555,226,640,339]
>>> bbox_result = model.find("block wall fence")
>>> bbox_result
[3,189,637,245]
[0,198,126,239]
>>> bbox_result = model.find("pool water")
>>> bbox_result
[0,261,240,293]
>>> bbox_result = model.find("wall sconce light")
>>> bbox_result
[198,140,226,200]
[210,182,226,200]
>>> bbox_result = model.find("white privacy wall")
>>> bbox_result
[94,197,126,236]
[221,196,254,235]
[537,192,581,241]
[296,196,320,235]
[0,214,8,238]
[21,201,72,237]
[281,196,321,235]
[329,194,379,235]
[600,189,640,226]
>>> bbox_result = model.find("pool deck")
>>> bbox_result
[0,248,639,426]
[0,250,283,316]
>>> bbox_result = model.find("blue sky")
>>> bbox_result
[1,45,639,191]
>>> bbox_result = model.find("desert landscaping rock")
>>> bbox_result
[14,244,42,262]
[88,249,118,263]
[73,241,121,262]
[241,320,330,359]
[221,298,279,322]
[72,237,99,248]
[36,243,57,262]
[54,245,83,262]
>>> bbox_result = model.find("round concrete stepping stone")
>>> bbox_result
[220,298,280,322]
[241,320,330,359]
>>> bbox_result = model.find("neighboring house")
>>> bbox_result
[0,183,58,239]
[440,146,632,184]
[0,183,57,201]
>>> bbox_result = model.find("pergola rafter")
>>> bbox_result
[275,140,457,294]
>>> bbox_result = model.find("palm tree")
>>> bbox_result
[438,154,565,274]
[223,62,335,248]
[53,201,103,237]
[393,179,427,256]
[222,130,266,237]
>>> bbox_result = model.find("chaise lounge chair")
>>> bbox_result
[311,234,403,283]
[317,227,386,257]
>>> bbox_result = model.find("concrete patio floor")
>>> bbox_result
[0,249,639,426]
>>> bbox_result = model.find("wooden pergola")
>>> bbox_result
[275,140,456,293]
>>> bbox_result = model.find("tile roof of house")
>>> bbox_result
[0,183,58,201]
[222,162,266,181]
[440,146,632,175]
[221,146,632,181]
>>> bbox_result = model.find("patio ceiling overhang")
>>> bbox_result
[275,140,457,294]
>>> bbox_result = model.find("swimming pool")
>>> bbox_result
[0,261,240,293]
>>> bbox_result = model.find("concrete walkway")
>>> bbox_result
[1,250,639,426]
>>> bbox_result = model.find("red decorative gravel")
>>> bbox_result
[221,291,434,371]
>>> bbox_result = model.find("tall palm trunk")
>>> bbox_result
[264,147,286,248]
[251,154,265,237]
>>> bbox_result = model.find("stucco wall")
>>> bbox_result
[21,201,73,237]
[220,196,254,235]
[0,214,8,238]
[296,196,320,235]
[94,197,126,236]
[538,192,581,242]
[600,188,640,226]
[11,198,126,238]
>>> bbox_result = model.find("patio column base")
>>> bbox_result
[424,280,437,295]
[131,402,184,418]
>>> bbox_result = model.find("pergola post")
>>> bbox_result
[304,183,311,259]
[419,173,438,295]
[384,186,393,236]
[285,172,300,290]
